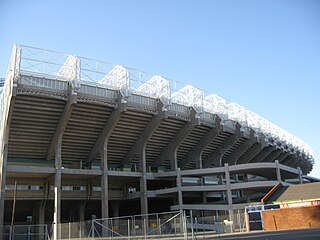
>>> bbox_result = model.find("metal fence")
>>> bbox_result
[2,209,247,240]
[1,224,50,240]
[57,209,246,239]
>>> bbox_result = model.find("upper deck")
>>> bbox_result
[0,45,314,173]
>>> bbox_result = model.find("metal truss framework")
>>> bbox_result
[1,44,314,164]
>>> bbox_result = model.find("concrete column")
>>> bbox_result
[176,168,183,210]
[37,201,46,240]
[79,202,86,222]
[38,201,46,224]
[53,139,62,240]
[79,202,86,239]
[139,147,148,215]
[224,163,233,206]
[224,163,234,224]
[275,160,282,182]
[0,144,8,240]
[297,167,303,184]
[101,147,109,219]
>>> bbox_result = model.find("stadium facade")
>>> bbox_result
[0,45,315,237]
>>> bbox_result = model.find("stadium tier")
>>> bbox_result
[0,45,315,237]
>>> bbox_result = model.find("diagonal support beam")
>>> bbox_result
[178,116,222,169]
[152,108,200,169]
[223,130,256,166]
[235,134,268,164]
[252,145,277,163]
[261,148,282,162]
[45,93,77,160]
[277,151,290,163]
[86,99,127,162]
[202,123,242,168]
[122,101,168,164]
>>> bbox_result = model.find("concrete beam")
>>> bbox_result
[236,135,268,164]
[122,101,167,164]
[202,123,242,168]
[86,99,127,162]
[152,108,200,169]
[45,93,77,160]
[262,148,283,163]
[178,115,222,169]
[252,145,277,163]
[223,130,256,165]
[277,151,290,163]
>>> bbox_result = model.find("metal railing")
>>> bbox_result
[1,224,50,240]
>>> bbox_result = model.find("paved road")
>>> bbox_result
[212,228,320,240]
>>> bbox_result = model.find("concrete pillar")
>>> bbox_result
[275,160,282,182]
[140,148,148,215]
[101,147,109,219]
[224,163,234,224]
[224,163,233,206]
[79,202,86,239]
[297,167,303,184]
[0,144,8,240]
[37,201,46,240]
[79,202,86,222]
[176,168,183,210]
[53,139,62,240]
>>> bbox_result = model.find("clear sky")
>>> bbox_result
[1,0,319,177]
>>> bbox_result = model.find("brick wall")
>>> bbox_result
[262,206,320,231]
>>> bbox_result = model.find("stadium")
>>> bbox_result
[0,45,315,239]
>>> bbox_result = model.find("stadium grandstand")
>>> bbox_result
[0,45,315,239]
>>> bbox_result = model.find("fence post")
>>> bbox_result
[127,219,130,240]
[190,210,194,240]
[27,226,30,240]
[157,215,161,236]
[144,218,147,240]
[91,221,95,239]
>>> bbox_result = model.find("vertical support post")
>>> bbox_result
[127,219,130,240]
[143,218,147,240]
[297,167,303,184]
[38,201,46,240]
[140,149,148,216]
[101,146,109,219]
[224,163,233,207]
[275,160,282,182]
[53,138,62,240]
[79,201,85,239]
[176,168,183,211]
[225,163,234,228]
[190,210,194,240]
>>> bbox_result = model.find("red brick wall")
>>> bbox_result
[262,206,320,231]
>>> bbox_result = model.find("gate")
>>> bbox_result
[89,211,187,239]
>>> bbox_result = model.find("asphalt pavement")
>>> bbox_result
[212,228,320,240]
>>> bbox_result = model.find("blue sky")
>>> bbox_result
[1,0,319,177]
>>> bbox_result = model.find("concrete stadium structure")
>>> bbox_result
[0,45,315,238]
